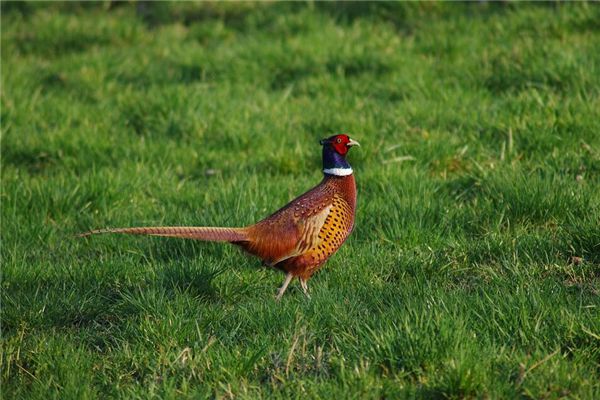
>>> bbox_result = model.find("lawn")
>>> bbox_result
[1,2,599,398]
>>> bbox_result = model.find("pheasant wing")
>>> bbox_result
[241,181,336,266]
[269,205,332,265]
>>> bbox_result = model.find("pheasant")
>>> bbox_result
[80,134,360,299]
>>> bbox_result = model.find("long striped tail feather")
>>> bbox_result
[78,226,249,242]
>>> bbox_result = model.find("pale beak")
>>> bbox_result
[347,139,360,147]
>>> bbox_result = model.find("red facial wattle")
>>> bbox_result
[329,135,351,156]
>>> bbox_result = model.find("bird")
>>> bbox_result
[80,134,360,300]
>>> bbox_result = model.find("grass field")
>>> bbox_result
[2,2,600,398]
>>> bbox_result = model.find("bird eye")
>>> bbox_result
[336,138,342,144]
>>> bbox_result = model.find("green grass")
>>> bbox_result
[2,2,600,398]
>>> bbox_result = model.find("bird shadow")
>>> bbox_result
[156,259,226,303]
[148,238,262,302]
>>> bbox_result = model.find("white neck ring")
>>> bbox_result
[323,167,353,176]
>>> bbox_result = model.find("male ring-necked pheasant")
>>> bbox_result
[81,134,359,299]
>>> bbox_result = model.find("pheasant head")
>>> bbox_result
[319,134,360,176]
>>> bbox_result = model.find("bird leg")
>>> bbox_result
[300,279,311,299]
[276,272,294,301]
